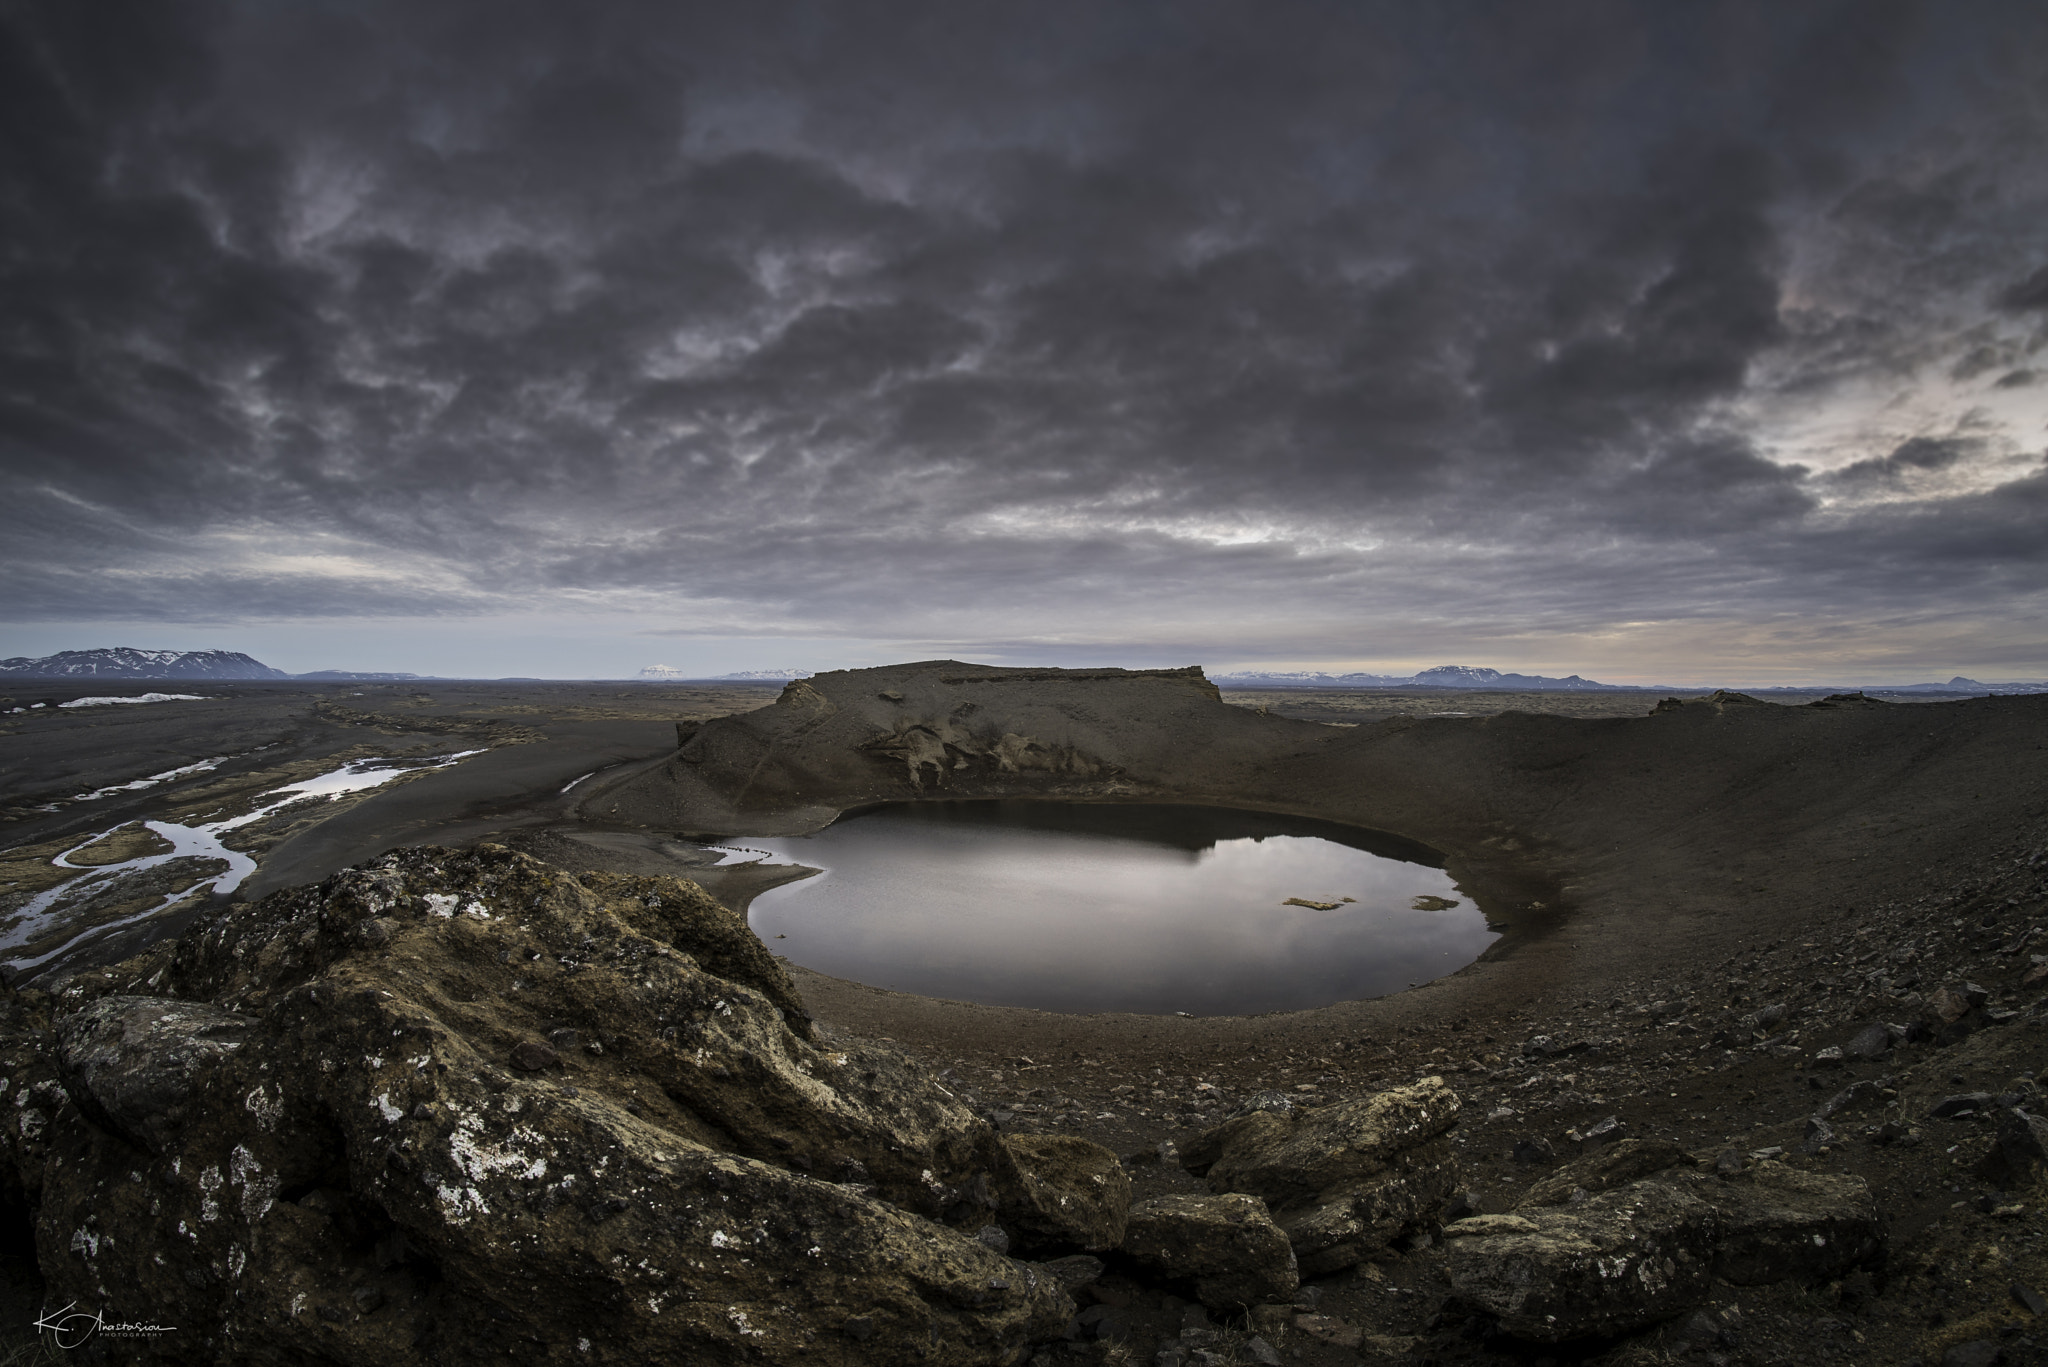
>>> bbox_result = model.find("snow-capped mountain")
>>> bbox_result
[0,648,289,679]
[638,665,689,679]
[716,669,814,680]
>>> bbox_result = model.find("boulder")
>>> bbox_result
[1449,1164,1875,1344]
[0,846,1076,1365]
[52,995,255,1156]
[1445,1183,1719,1340]
[1703,1162,1881,1286]
[1844,1022,1892,1060]
[992,1133,1130,1252]
[1200,1076,1461,1201]
[1122,1193,1299,1310]
[1182,1078,1460,1272]
[1929,987,1975,1025]
[1452,1161,1882,1340]
[1568,1115,1626,1146]
[1980,1108,2048,1184]
[1738,1003,1790,1035]
[1177,1092,1294,1172]
[1273,1136,1458,1276]
[1517,1138,1693,1209]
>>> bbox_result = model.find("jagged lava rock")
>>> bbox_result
[1980,1107,2048,1184]
[1707,1162,1882,1286]
[1183,1077,1459,1274]
[53,996,255,1156]
[1451,1161,1881,1339]
[1445,1184,1720,1340]
[0,845,1074,1365]
[1122,1193,1299,1311]
[1516,1138,1694,1209]
[991,1133,1130,1253]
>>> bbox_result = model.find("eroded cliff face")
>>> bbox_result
[0,846,1082,1365]
[597,662,1301,833]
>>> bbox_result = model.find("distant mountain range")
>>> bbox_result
[634,664,811,680]
[1211,665,2048,694]
[1872,676,2048,695]
[0,648,288,679]
[0,648,421,681]
[1213,665,1626,690]
[638,665,814,681]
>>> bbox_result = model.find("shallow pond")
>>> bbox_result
[734,802,1496,1015]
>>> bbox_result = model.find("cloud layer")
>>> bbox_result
[3,0,2045,678]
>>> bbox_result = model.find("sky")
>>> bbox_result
[2,0,2045,684]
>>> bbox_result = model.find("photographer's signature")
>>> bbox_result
[34,1302,176,1348]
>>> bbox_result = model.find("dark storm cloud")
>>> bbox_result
[2000,266,2048,313]
[1824,435,1978,492]
[3,0,2046,670]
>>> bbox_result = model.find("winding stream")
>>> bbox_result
[3,750,483,973]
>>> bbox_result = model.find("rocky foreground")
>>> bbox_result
[2,839,2042,1366]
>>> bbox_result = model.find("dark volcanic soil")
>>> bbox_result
[569,663,2048,1366]
[4,666,2047,1365]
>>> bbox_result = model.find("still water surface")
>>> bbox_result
[737,802,1496,1015]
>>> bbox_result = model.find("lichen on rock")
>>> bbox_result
[1449,1153,1882,1340]
[1182,1076,1461,1274]
[1444,1181,1721,1340]
[1122,1192,1298,1311]
[991,1132,1131,1253]
[0,844,1075,1364]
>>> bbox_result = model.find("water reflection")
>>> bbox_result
[742,802,1495,1015]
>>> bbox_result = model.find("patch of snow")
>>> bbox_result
[73,754,235,802]
[58,693,209,708]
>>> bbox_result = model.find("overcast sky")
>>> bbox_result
[3,0,2045,682]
